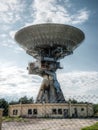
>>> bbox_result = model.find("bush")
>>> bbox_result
[0,98,8,116]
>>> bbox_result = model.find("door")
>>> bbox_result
[63,109,68,118]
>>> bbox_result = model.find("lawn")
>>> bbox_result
[2,116,27,122]
[81,122,98,130]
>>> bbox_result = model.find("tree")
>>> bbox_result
[9,96,34,105]
[68,98,78,104]
[0,98,8,116]
[19,96,34,104]
[9,100,19,105]
[93,104,98,114]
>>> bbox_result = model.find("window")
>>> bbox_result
[28,109,32,115]
[81,108,84,111]
[33,109,37,115]
[52,109,57,114]
[58,109,62,114]
[13,109,18,115]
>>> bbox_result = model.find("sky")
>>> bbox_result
[0,0,98,103]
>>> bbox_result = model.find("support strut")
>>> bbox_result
[36,71,65,103]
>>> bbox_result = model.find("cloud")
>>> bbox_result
[0,64,42,101]
[0,62,98,103]
[0,0,97,104]
[0,0,90,52]
[58,71,98,103]
[0,0,32,52]
[32,0,89,24]
[71,9,89,24]
[58,71,98,94]
[0,0,24,24]
[57,71,98,103]
[9,31,17,39]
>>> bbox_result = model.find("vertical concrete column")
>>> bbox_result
[36,75,50,103]
[69,101,72,118]
[0,109,3,130]
[86,103,89,117]
[20,102,22,117]
[87,103,94,117]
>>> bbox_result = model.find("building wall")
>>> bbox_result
[9,103,94,118]
[9,105,21,117]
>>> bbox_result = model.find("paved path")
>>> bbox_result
[2,118,98,130]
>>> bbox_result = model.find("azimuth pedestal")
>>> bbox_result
[36,74,65,103]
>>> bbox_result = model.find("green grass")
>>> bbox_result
[2,116,27,122]
[81,122,98,130]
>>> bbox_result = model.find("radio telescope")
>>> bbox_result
[15,23,85,103]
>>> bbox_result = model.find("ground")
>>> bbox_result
[2,118,98,130]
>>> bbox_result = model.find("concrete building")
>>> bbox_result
[9,103,93,118]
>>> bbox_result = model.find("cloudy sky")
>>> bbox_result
[0,0,98,102]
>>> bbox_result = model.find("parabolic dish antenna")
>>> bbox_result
[15,23,85,103]
[15,23,84,59]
